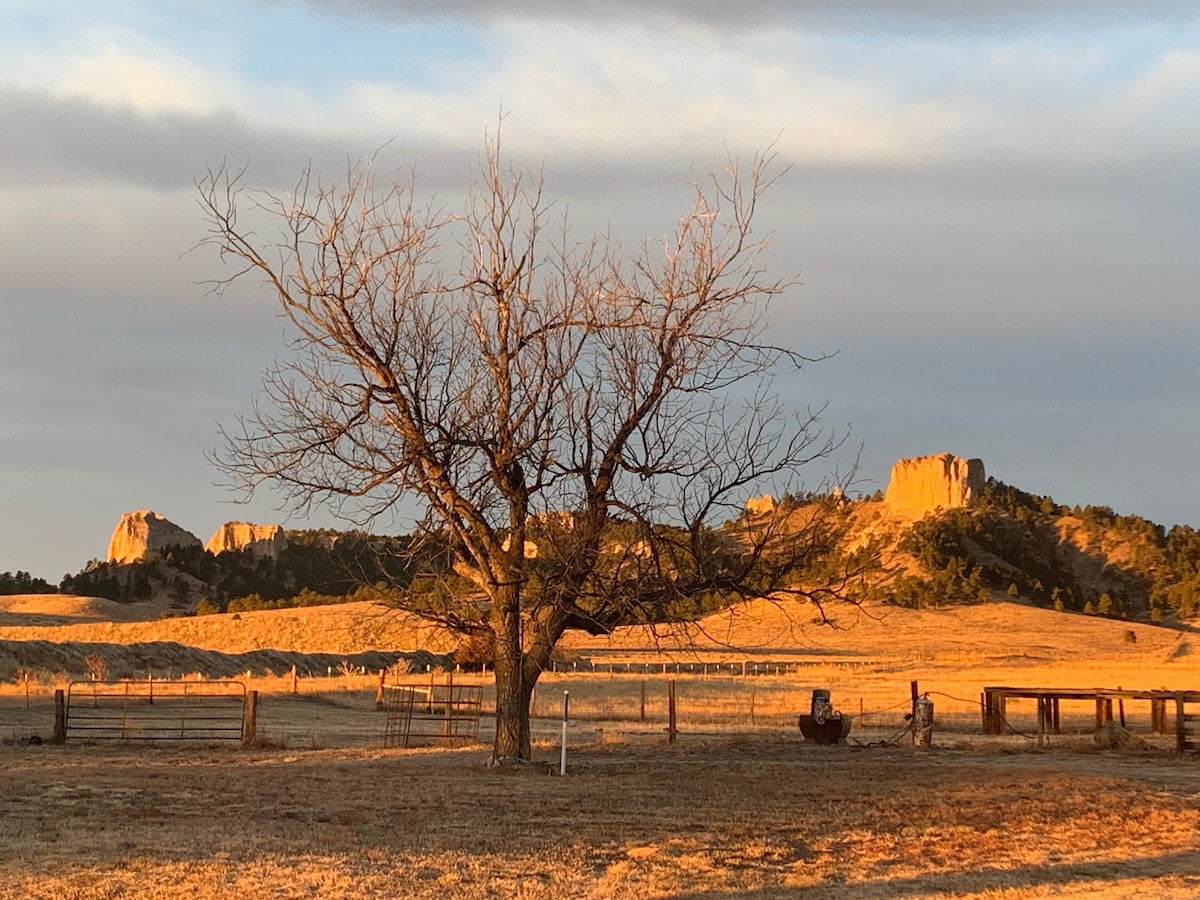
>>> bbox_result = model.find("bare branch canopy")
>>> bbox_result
[194,131,873,759]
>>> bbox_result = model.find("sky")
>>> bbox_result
[1,0,1197,581]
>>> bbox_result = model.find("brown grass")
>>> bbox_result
[1,733,1199,899]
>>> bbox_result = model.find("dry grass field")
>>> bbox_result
[1,593,1199,897]
[2,733,1199,899]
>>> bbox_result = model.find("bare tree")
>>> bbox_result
[195,133,870,760]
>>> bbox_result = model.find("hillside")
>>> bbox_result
[3,454,1196,661]
[0,597,453,680]
[562,594,1192,665]
[871,479,1200,621]
[1,592,1193,690]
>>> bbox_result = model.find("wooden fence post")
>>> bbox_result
[52,689,66,743]
[640,681,646,723]
[668,680,677,744]
[243,690,258,746]
[1152,697,1166,734]
[1176,693,1187,753]
[376,668,386,709]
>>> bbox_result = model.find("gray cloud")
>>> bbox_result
[0,85,482,193]
[301,0,1198,32]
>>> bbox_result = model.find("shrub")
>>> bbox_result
[453,632,495,670]
[1123,629,1137,644]
[83,653,109,682]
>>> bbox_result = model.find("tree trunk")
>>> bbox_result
[493,649,533,760]
[491,582,532,760]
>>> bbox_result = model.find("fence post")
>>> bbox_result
[668,680,677,744]
[560,691,569,776]
[640,681,646,723]
[910,681,919,745]
[376,669,386,709]
[243,690,258,746]
[52,689,67,743]
[1176,693,1187,753]
[291,665,298,694]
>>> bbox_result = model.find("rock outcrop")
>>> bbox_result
[205,522,287,558]
[746,494,777,516]
[106,511,202,564]
[884,454,985,516]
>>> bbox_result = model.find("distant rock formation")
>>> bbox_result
[205,522,287,558]
[746,494,777,516]
[500,536,539,559]
[885,454,985,516]
[106,511,202,564]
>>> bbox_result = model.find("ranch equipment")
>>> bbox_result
[798,689,851,744]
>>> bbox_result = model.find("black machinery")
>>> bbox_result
[797,689,851,744]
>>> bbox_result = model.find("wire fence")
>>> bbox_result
[2,671,1194,751]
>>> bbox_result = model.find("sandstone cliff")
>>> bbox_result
[746,494,777,516]
[106,511,202,564]
[885,454,985,516]
[205,522,287,558]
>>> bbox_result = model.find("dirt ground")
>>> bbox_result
[2,728,1199,899]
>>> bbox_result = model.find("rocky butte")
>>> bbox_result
[106,510,202,564]
[884,453,986,516]
[205,522,287,558]
[745,494,778,516]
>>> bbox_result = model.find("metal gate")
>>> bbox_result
[66,680,249,743]
[383,683,483,748]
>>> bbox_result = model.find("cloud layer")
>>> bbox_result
[1,0,1197,577]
